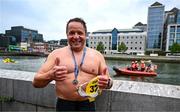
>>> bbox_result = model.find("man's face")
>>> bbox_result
[67,21,86,51]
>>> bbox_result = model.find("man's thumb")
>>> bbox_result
[101,67,107,75]
[55,58,60,66]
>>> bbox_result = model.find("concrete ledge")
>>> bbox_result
[0,69,180,111]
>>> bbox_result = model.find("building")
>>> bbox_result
[60,39,68,46]
[88,28,146,54]
[47,40,63,52]
[147,2,165,51]
[0,34,16,51]
[118,32,147,55]
[5,26,44,46]
[164,8,180,52]
[133,22,147,32]
[31,42,48,53]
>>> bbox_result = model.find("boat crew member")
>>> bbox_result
[134,61,139,71]
[131,61,136,71]
[140,60,146,71]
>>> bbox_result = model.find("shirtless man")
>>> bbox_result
[32,17,113,111]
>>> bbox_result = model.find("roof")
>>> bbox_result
[151,2,163,7]
[134,22,144,26]
[92,28,143,34]
[170,7,179,12]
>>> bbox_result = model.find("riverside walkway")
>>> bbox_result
[104,54,180,63]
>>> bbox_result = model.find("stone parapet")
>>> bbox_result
[0,69,180,111]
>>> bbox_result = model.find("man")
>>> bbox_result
[32,17,113,111]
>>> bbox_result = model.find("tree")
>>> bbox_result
[96,42,105,53]
[118,42,128,53]
[170,43,180,53]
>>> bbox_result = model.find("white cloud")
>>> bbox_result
[1,0,180,41]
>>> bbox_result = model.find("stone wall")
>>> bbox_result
[0,69,180,111]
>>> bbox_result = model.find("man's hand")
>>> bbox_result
[98,68,109,89]
[50,58,68,81]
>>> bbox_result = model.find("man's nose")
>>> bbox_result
[74,33,79,38]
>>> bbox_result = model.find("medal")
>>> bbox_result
[72,79,78,85]
[70,47,86,86]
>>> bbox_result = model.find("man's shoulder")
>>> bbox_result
[87,47,103,56]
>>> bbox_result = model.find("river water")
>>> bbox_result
[0,56,180,86]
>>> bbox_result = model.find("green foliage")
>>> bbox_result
[96,42,105,53]
[170,43,180,53]
[0,96,14,102]
[118,42,128,53]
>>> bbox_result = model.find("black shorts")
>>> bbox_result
[56,97,95,111]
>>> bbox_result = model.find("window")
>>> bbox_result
[170,26,175,32]
[177,26,180,32]
[168,15,175,23]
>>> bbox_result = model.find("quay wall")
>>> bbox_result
[0,69,180,112]
[104,54,180,63]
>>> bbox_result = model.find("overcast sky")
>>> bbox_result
[0,0,180,41]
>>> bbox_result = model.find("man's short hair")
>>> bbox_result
[66,17,87,35]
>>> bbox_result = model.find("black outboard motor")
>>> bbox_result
[112,66,119,72]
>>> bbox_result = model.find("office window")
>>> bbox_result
[177,26,180,32]
[170,26,175,32]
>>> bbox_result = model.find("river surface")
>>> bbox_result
[0,56,180,86]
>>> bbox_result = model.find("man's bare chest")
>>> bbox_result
[59,55,99,75]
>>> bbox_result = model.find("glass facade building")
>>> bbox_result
[164,8,180,51]
[111,28,118,50]
[147,2,164,51]
[5,26,43,44]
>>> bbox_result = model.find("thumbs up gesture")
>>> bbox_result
[51,58,68,81]
[98,68,110,89]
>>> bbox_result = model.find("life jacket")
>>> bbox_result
[132,63,136,68]
[141,63,145,68]
[135,63,139,68]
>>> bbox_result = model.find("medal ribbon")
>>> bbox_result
[71,47,86,84]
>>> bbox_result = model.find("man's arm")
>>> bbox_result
[98,52,113,89]
[32,51,56,88]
